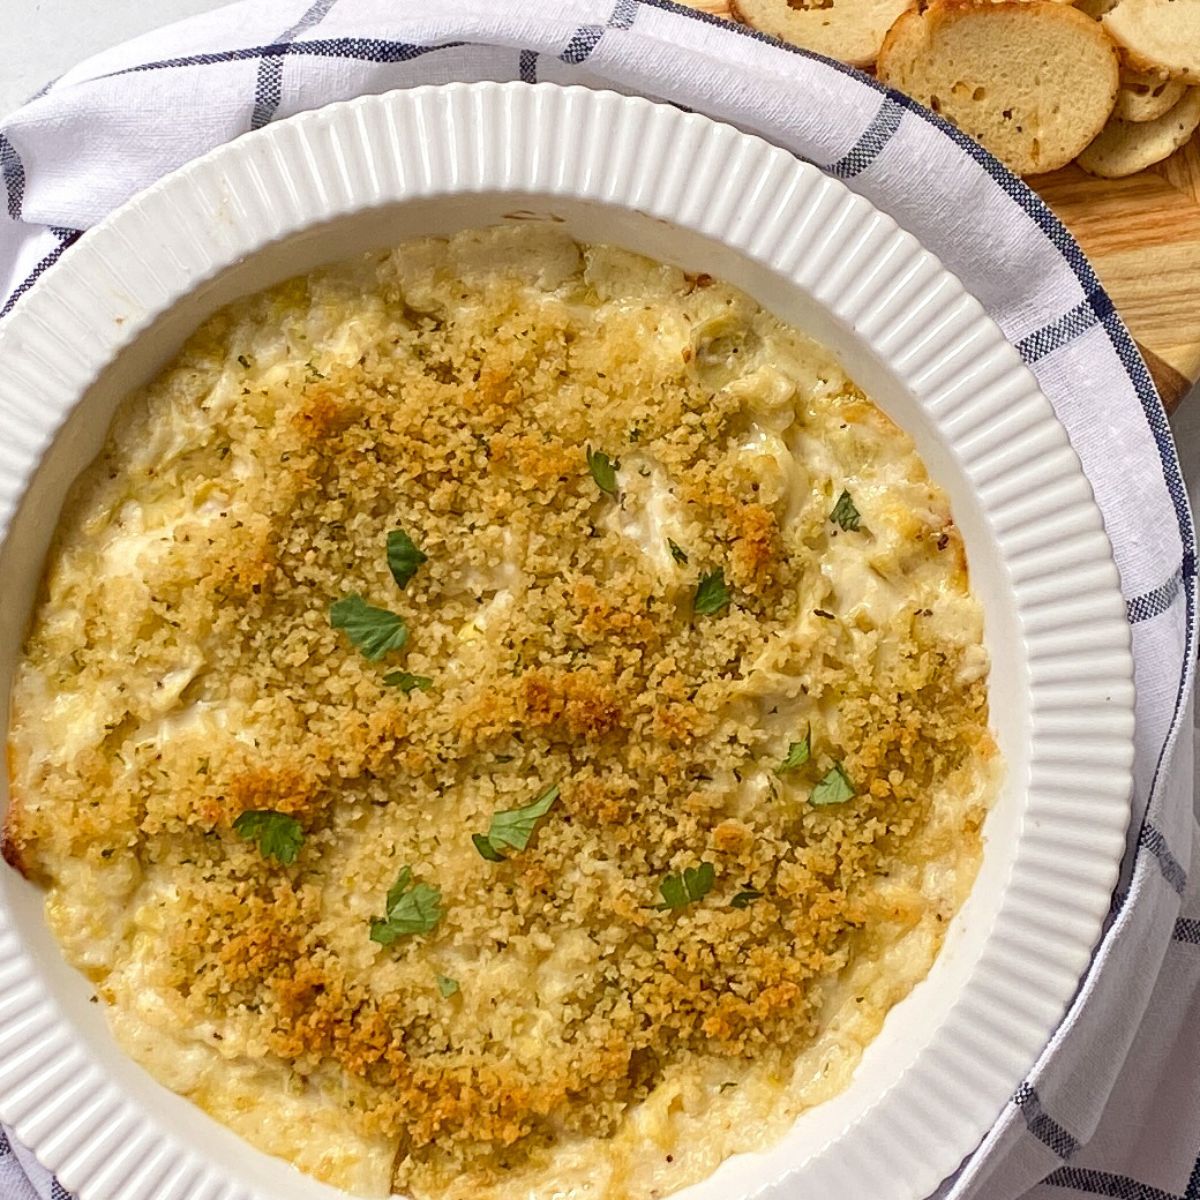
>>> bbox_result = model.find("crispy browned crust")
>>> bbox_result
[1,829,28,878]
[2,738,29,877]
[9,230,996,1192]
[877,4,921,66]
[2,811,30,879]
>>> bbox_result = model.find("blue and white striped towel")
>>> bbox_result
[0,2,1195,1198]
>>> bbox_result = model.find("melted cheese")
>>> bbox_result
[7,226,998,1200]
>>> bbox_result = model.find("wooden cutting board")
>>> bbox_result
[682,0,1200,411]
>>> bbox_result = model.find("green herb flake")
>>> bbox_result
[776,727,811,775]
[233,810,304,865]
[811,763,856,807]
[586,446,619,498]
[387,528,428,589]
[693,568,730,616]
[485,785,560,854]
[329,594,408,661]
[668,539,689,566]
[383,670,433,693]
[830,490,861,531]
[730,889,763,909]
[437,975,460,998]
[658,862,716,910]
[384,866,414,911]
[370,867,442,944]
[473,833,506,862]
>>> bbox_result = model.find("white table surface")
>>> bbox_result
[5,0,1200,504]
[2,0,228,111]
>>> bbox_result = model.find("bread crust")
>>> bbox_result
[730,0,916,67]
[1078,86,1200,177]
[878,0,1119,176]
[1116,71,1187,123]
[1103,0,1200,85]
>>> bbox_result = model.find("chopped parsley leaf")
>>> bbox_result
[776,727,811,775]
[387,528,427,589]
[329,594,408,661]
[436,975,460,998]
[693,568,730,616]
[730,889,763,909]
[233,810,304,865]
[658,862,715,910]
[668,538,689,565]
[383,670,433,693]
[370,867,442,943]
[830,490,861,531]
[586,446,619,497]
[473,832,506,862]
[385,866,415,912]
[483,785,560,855]
[811,763,856,806]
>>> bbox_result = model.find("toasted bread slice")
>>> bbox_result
[1116,70,1187,122]
[1103,0,1200,84]
[1078,86,1200,176]
[729,0,916,67]
[878,0,1120,176]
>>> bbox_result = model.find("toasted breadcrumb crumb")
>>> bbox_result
[6,227,995,1199]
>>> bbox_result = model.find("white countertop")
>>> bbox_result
[3,0,227,114]
[4,0,1200,502]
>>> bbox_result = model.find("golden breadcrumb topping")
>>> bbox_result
[6,226,996,1199]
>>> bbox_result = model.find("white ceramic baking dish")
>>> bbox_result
[0,82,1134,1200]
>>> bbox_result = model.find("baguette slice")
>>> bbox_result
[1116,70,1187,122]
[878,0,1120,176]
[1078,86,1200,176]
[1103,0,1200,84]
[729,0,916,67]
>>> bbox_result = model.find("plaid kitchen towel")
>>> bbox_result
[0,2,1195,1198]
